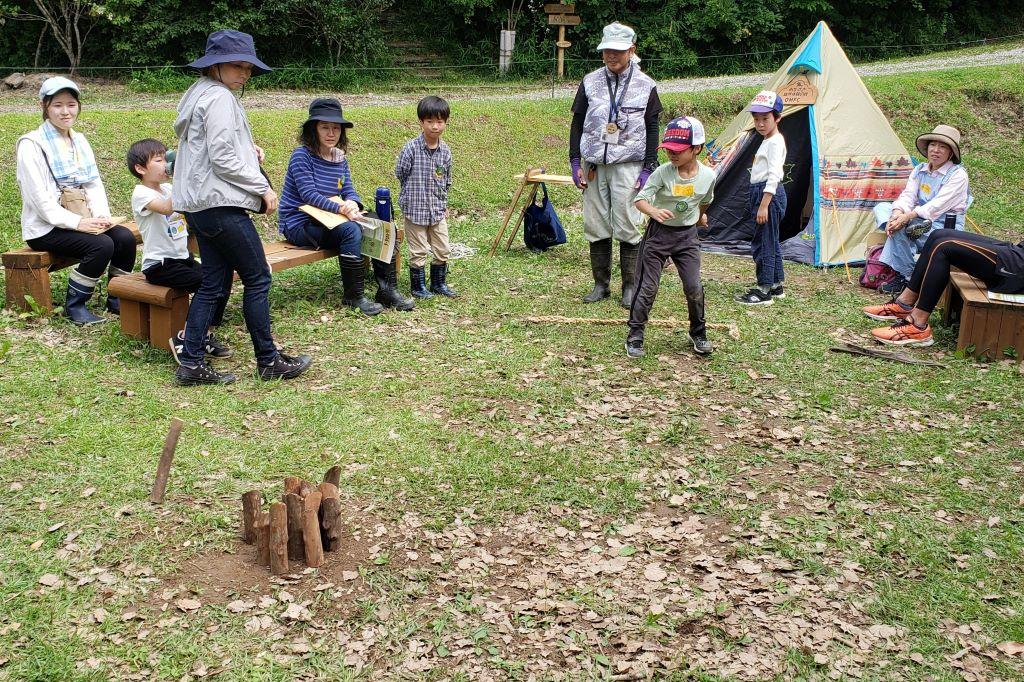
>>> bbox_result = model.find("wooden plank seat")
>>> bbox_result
[111,242,339,352]
[2,222,141,313]
[942,269,1024,360]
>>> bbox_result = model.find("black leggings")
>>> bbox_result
[910,229,1003,313]
[27,225,137,280]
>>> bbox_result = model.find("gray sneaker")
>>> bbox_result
[689,333,714,356]
[175,361,236,386]
[625,340,645,359]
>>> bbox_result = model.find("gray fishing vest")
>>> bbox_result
[580,64,656,166]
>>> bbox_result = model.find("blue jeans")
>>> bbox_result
[181,207,277,366]
[282,220,361,259]
[749,181,787,287]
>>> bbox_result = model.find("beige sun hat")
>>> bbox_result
[916,124,962,164]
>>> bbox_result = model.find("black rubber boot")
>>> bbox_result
[339,257,384,316]
[409,266,433,299]
[105,266,130,315]
[429,262,459,298]
[372,254,414,311]
[620,241,639,309]
[64,274,106,326]
[583,239,612,303]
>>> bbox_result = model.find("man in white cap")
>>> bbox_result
[569,21,663,308]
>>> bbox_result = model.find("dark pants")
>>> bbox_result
[910,229,1002,313]
[144,256,228,328]
[282,220,361,260]
[180,207,275,366]
[627,220,706,342]
[27,225,137,279]
[749,181,787,287]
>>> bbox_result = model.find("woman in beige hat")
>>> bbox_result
[872,124,971,294]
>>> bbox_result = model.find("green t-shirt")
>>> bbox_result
[634,161,716,227]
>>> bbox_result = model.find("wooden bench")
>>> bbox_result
[2,222,142,313]
[942,270,1024,360]
[111,241,341,351]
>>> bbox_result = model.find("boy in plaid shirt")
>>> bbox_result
[395,96,458,298]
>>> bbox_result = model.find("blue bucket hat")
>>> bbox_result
[188,30,272,75]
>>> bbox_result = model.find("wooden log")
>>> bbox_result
[269,502,288,575]
[318,482,339,500]
[284,492,305,561]
[255,511,271,566]
[241,490,262,544]
[298,480,316,498]
[302,491,324,568]
[149,418,184,504]
[283,476,301,496]
[320,496,343,552]
[323,465,341,488]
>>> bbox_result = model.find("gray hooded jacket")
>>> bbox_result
[172,77,268,213]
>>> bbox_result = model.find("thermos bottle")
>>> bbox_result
[375,187,392,222]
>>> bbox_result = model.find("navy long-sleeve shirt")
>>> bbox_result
[278,145,362,235]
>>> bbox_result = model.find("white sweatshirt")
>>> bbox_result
[749,133,787,196]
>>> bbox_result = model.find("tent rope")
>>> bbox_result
[966,215,986,236]
[826,189,853,283]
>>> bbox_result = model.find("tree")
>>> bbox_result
[1,0,104,73]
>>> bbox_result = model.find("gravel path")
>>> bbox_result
[1,46,1021,113]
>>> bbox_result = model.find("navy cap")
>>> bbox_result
[306,98,353,128]
[188,30,272,76]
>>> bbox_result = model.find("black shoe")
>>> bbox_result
[689,333,714,356]
[373,256,415,311]
[204,334,233,359]
[258,353,312,381]
[769,285,785,300]
[339,258,384,316]
[625,339,645,358]
[175,361,236,386]
[734,288,774,306]
[409,266,433,299]
[583,239,612,303]
[879,274,908,295]
[429,262,459,298]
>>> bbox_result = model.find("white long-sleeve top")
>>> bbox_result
[891,161,970,223]
[749,133,787,196]
[15,133,111,241]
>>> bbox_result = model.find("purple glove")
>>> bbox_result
[570,157,584,189]
[636,168,652,190]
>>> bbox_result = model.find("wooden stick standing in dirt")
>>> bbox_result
[318,482,343,552]
[283,477,301,496]
[149,417,184,504]
[241,490,262,544]
[298,480,316,498]
[284,492,305,561]
[269,502,288,575]
[323,465,341,488]
[302,491,324,568]
[255,511,271,566]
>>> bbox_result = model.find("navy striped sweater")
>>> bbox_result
[278,145,362,235]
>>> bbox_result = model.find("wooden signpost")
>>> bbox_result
[545,3,578,78]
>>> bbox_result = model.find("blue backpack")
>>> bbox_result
[523,183,567,253]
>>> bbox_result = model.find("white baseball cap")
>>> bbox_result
[596,22,636,51]
[39,76,80,102]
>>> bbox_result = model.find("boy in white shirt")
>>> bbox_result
[128,139,231,359]
[735,90,788,306]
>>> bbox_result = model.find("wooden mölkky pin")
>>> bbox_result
[149,417,184,504]
[301,491,324,568]
[318,482,342,552]
[323,465,341,488]
[241,490,262,544]
[269,502,288,575]
[284,492,305,561]
[255,511,271,566]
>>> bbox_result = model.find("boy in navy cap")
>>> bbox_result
[734,90,788,306]
[627,116,716,358]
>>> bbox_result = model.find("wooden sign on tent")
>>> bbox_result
[777,74,818,105]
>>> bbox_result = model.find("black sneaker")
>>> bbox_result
[258,353,312,381]
[689,333,714,356]
[879,274,909,295]
[625,340,645,359]
[203,334,233,359]
[175,361,236,386]
[735,288,774,306]
[769,285,785,300]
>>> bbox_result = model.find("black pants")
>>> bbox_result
[27,225,137,280]
[911,229,1002,313]
[628,220,705,341]
[144,257,229,329]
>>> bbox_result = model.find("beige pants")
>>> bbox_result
[582,160,643,244]
[405,217,450,268]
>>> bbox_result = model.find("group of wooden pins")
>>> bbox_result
[240,466,344,574]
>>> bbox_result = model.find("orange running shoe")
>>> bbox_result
[871,319,934,347]
[863,299,914,321]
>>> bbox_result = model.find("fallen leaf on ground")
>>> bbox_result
[996,641,1024,657]
[38,573,62,587]
[644,563,668,582]
[175,598,201,612]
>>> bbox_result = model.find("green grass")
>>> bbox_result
[1,66,1023,680]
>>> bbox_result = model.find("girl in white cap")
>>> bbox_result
[568,22,663,309]
[15,77,137,325]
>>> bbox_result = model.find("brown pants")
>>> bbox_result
[627,220,706,342]
[405,217,450,268]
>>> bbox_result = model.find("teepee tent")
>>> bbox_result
[702,21,915,266]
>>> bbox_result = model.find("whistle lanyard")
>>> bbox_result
[605,65,634,126]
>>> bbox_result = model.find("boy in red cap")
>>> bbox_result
[626,116,716,358]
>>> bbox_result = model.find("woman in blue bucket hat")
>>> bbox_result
[170,29,312,385]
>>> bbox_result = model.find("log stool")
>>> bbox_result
[107,273,189,348]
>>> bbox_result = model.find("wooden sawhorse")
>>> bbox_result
[488,168,575,256]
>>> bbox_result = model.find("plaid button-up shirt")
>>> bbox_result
[395,134,452,226]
